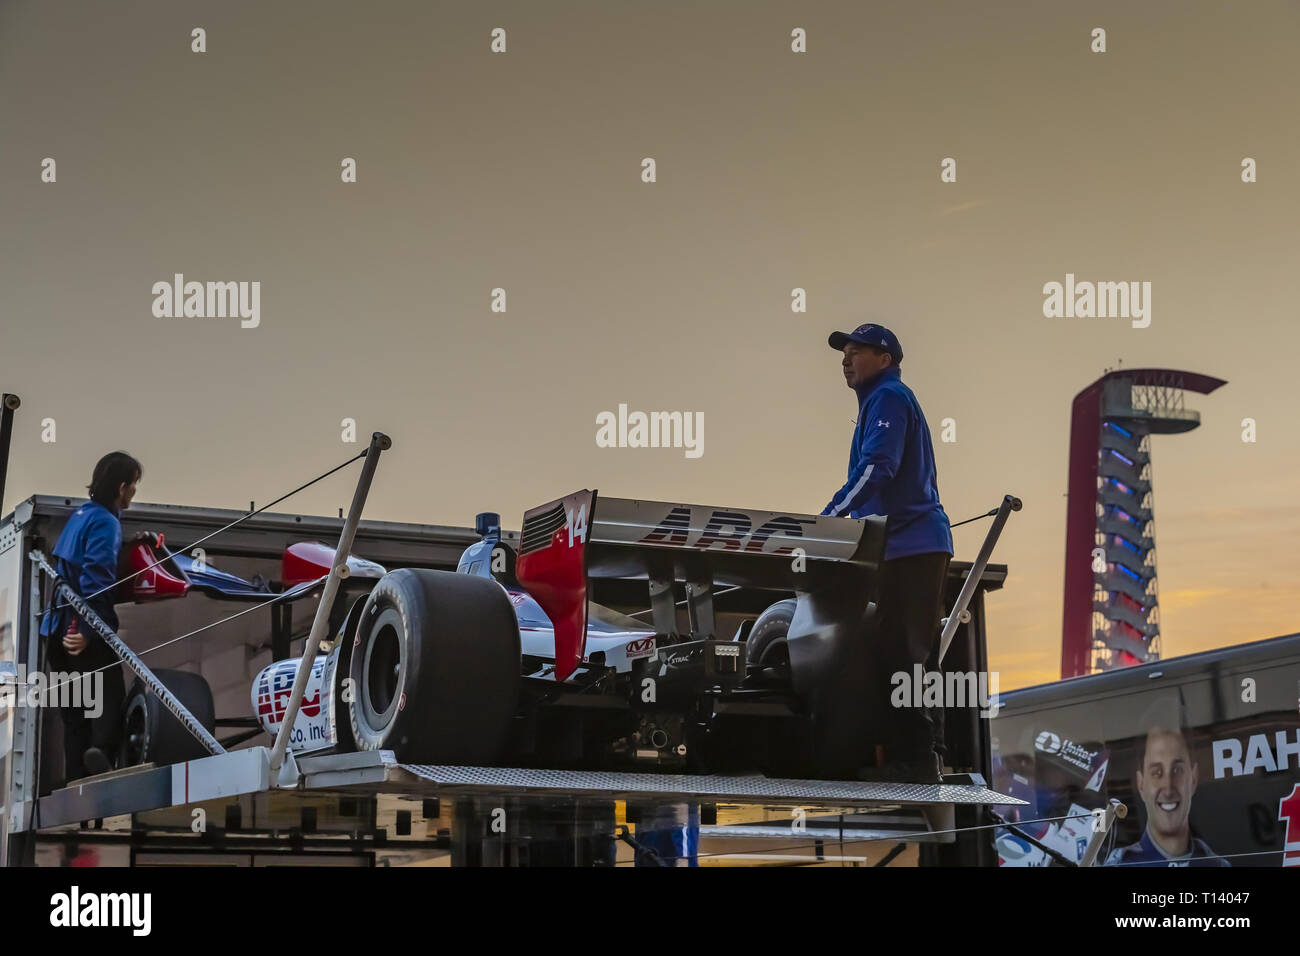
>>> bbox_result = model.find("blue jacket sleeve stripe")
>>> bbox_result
[826,463,874,517]
[823,388,909,517]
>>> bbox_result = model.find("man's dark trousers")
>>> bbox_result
[46,636,126,780]
[873,551,951,763]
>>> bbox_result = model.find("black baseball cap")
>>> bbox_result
[828,323,903,363]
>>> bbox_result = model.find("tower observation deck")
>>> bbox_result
[1061,369,1227,678]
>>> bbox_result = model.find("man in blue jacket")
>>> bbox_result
[40,451,143,780]
[821,323,953,783]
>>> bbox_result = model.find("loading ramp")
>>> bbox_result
[28,745,1025,866]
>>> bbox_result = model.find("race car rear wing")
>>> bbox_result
[515,489,885,680]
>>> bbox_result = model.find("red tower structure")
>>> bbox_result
[1061,369,1226,678]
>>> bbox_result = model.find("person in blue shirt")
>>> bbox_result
[821,323,953,783]
[40,451,143,780]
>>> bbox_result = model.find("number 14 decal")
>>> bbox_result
[566,504,588,546]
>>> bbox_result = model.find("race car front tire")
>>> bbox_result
[329,593,370,754]
[347,568,520,764]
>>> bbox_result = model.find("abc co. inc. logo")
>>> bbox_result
[1035,730,1063,755]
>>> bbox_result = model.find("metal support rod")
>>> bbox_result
[873,842,909,867]
[31,550,225,756]
[1079,799,1127,867]
[937,494,1022,667]
[0,392,20,515]
[269,432,390,776]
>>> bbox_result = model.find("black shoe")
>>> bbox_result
[856,751,942,785]
[82,747,112,776]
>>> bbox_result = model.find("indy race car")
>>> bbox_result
[119,488,1014,780]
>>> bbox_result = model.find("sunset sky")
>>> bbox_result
[3,0,1297,689]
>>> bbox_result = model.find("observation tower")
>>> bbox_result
[1061,368,1227,677]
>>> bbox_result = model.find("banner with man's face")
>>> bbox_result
[991,663,1300,867]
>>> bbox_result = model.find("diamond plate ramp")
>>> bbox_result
[392,764,1025,809]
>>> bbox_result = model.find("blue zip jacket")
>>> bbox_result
[39,500,123,640]
[821,366,953,560]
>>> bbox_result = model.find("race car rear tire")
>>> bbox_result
[119,669,217,767]
[347,568,520,764]
[745,598,796,680]
[738,598,820,776]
